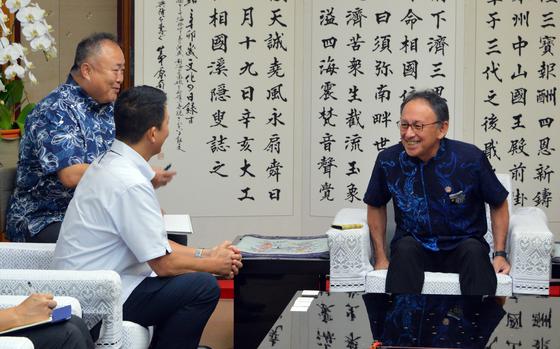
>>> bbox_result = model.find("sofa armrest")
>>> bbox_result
[509,207,553,295]
[0,269,123,348]
[0,337,34,349]
[327,208,372,292]
[0,243,56,270]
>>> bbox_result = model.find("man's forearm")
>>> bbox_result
[367,205,388,261]
[490,199,509,251]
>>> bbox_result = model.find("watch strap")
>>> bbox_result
[492,250,508,259]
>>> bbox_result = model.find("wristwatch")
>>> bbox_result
[195,248,204,258]
[492,250,508,259]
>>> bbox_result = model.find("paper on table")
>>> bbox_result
[164,214,193,235]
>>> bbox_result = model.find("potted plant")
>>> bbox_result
[0,0,56,140]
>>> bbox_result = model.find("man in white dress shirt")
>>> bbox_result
[54,85,242,349]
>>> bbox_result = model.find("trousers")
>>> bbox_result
[123,272,220,349]
[0,315,94,349]
[385,236,497,295]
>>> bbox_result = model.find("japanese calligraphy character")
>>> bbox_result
[400,9,423,30]
[371,111,392,127]
[347,33,365,51]
[541,11,555,28]
[344,134,363,152]
[487,12,501,29]
[403,60,419,79]
[482,113,502,132]
[319,56,339,76]
[348,85,362,103]
[209,161,228,178]
[346,7,367,27]
[268,57,285,78]
[318,156,338,178]
[513,188,528,206]
[506,311,523,329]
[268,325,282,346]
[210,83,231,102]
[319,182,335,201]
[238,187,255,201]
[537,137,555,156]
[319,107,337,127]
[269,189,281,201]
[508,138,530,157]
[211,109,228,128]
[512,35,528,56]
[269,8,287,27]
[534,164,554,183]
[212,33,228,52]
[347,57,364,77]
[238,109,255,128]
[320,7,338,26]
[431,10,446,29]
[484,139,501,160]
[237,136,254,152]
[240,159,256,177]
[266,159,283,182]
[512,11,529,27]
[267,108,285,127]
[239,61,258,76]
[207,135,230,153]
[428,35,449,56]
[319,81,338,101]
[322,36,338,49]
[482,60,503,82]
[207,57,228,76]
[538,61,556,80]
[241,7,254,27]
[346,161,360,176]
[486,38,502,55]
[510,162,526,182]
[372,35,392,53]
[400,35,418,53]
[267,83,288,102]
[320,133,336,152]
[238,36,256,50]
[264,133,281,154]
[533,188,552,207]
[375,11,391,24]
[265,32,288,51]
[346,108,364,129]
[510,63,527,79]
[512,114,525,130]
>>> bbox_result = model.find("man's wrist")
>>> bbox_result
[194,248,204,258]
[492,250,508,260]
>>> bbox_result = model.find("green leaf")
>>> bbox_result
[5,79,24,108]
[0,103,13,130]
[16,103,35,133]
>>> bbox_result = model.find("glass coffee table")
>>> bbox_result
[257,291,560,349]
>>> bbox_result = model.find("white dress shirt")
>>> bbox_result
[54,139,172,304]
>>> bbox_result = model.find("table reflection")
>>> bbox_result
[258,292,559,349]
[363,294,505,348]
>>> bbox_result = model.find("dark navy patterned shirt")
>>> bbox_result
[364,138,508,251]
[6,75,114,241]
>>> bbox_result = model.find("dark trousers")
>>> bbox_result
[0,315,94,349]
[385,236,497,295]
[123,272,220,349]
[27,222,61,243]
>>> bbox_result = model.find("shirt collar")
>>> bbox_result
[110,139,155,181]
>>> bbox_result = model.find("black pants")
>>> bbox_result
[27,222,62,243]
[123,272,220,349]
[385,236,497,295]
[0,315,94,349]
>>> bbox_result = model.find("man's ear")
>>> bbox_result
[80,63,93,81]
[437,121,449,140]
[146,126,157,144]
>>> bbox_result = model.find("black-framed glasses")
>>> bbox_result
[397,120,441,132]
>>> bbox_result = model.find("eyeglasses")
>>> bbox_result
[397,120,442,132]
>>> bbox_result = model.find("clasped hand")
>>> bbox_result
[208,241,243,279]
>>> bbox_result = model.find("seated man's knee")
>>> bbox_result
[392,236,423,258]
[456,238,489,261]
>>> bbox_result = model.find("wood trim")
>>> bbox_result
[117,0,134,89]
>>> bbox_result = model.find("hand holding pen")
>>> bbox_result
[151,163,177,189]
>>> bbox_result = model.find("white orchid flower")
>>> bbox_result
[0,79,5,92]
[45,45,57,60]
[0,11,11,35]
[5,62,26,79]
[0,37,10,49]
[30,34,52,51]
[27,70,37,84]
[0,44,22,64]
[15,4,44,24]
[22,21,48,41]
[6,0,31,13]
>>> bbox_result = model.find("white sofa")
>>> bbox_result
[0,243,150,348]
[328,174,554,296]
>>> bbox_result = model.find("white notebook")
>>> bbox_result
[164,214,193,235]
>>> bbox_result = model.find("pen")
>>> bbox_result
[331,224,364,230]
[164,163,172,171]
[27,281,35,294]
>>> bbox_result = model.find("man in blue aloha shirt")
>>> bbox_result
[364,90,511,295]
[6,33,175,242]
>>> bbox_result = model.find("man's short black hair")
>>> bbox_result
[115,86,167,144]
[400,90,449,123]
[70,32,119,72]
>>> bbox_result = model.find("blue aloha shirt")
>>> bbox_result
[6,75,114,242]
[364,138,508,251]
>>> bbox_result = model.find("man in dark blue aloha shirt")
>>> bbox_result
[364,90,510,295]
[6,33,175,242]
